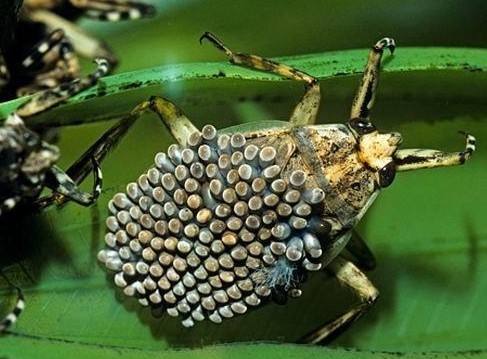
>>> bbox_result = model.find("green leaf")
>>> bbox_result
[1,47,486,124]
[1,47,487,359]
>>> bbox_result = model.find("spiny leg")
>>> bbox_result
[0,271,25,334]
[35,114,139,209]
[299,257,379,344]
[65,115,138,185]
[395,132,476,171]
[27,9,118,65]
[38,96,197,208]
[132,95,200,146]
[349,37,395,126]
[16,57,110,118]
[70,0,156,21]
[200,32,321,127]
[344,230,376,271]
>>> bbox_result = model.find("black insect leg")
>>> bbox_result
[69,0,156,21]
[298,257,379,344]
[395,132,476,171]
[0,271,25,334]
[349,37,395,125]
[200,32,321,127]
[16,57,111,118]
[344,230,376,271]
[132,96,200,146]
[28,10,118,65]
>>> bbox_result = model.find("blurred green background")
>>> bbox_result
[1,1,487,357]
[83,0,487,70]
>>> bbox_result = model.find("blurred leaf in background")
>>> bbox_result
[80,0,487,71]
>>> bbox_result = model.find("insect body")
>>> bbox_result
[0,56,147,334]
[0,58,112,333]
[0,59,111,216]
[98,33,476,343]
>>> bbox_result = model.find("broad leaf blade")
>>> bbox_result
[0,49,486,358]
[1,47,487,122]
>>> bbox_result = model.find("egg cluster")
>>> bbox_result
[98,124,333,327]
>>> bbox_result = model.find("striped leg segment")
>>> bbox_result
[16,57,111,118]
[17,29,81,96]
[200,32,321,126]
[20,29,66,71]
[36,158,103,209]
[0,275,25,334]
[299,257,379,344]
[70,0,156,21]
[28,9,118,65]
[395,132,476,171]
[349,37,395,125]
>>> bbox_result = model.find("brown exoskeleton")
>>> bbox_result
[95,33,476,343]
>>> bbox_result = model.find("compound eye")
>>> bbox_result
[349,118,376,135]
[378,161,396,188]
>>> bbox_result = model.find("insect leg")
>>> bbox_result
[132,96,200,146]
[17,31,81,96]
[0,271,25,334]
[344,230,376,271]
[16,57,111,118]
[35,113,141,209]
[395,132,475,171]
[20,29,66,73]
[69,0,156,21]
[36,158,103,209]
[298,257,379,344]
[37,95,198,208]
[27,10,118,65]
[349,37,395,124]
[200,32,321,126]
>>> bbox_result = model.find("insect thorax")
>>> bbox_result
[291,124,379,226]
[98,123,378,327]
